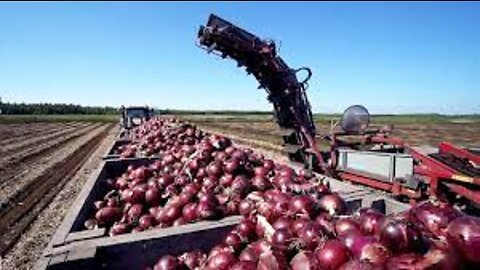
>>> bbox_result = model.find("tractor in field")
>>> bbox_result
[197,14,480,210]
[119,105,154,135]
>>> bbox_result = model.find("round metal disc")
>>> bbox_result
[340,105,370,133]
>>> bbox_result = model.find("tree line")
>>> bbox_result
[0,102,118,115]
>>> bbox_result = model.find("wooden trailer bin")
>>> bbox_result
[37,193,408,270]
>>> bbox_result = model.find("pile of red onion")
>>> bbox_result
[149,199,480,269]
[86,117,332,236]
[92,117,480,269]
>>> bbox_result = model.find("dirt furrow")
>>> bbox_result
[0,124,111,208]
[0,123,71,143]
[0,123,101,169]
[0,122,84,147]
[0,122,90,155]
[0,124,117,270]
[0,124,104,197]
[0,123,114,256]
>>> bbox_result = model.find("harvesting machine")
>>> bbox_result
[119,105,154,133]
[197,14,480,209]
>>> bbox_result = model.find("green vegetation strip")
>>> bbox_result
[0,114,118,124]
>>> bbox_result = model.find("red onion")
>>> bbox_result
[138,214,155,229]
[182,203,197,222]
[196,201,219,220]
[252,175,272,191]
[272,228,294,250]
[106,198,118,207]
[239,200,255,217]
[289,195,315,217]
[239,246,259,263]
[254,167,269,177]
[157,174,174,188]
[109,222,128,236]
[297,224,323,250]
[339,229,365,251]
[219,174,234,187]
[225,146,236,156]
[409,200,462,239]
[318,194,346,215]
[446,215,480,264]
[154,255,180,270]
[225,158,240,174]
[198,193,219,205]
[206,251,237,270]
[236,219,257,240]
[207,161,223,177]
[335,218,361,236]
[272,217,292,231]
[161,205,182,224]
[291,217,312,236]
[202,176,219,192]
[172,217,186,227]
[179,250,206,269]
[350,236,376,257]
[84,219,98,230]
[315,213,336,237]
[224,232,243,251]
[360,211,385,235]
[231,175,251,195]
[314,240,351,270]
[379,219,425,254]
[95,207,122,224]
[145,187,161,206]
[263,159,275,171]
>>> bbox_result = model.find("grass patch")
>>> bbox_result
[176,113,480,125]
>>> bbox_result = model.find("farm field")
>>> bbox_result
[0,117,117,267]
[177,114,480,153]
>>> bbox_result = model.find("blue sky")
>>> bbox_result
[0,1,479,114]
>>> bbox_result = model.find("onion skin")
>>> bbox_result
[446,215,480,264]
[359,242,391,267]
[257,250,288,270]
[231,261,257,270]
[290,251,315,270]
[409,200,462,239]
[179,250,206,269]
[297,224,323,251]
[109,222,128,236]
[339,259,377,270]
